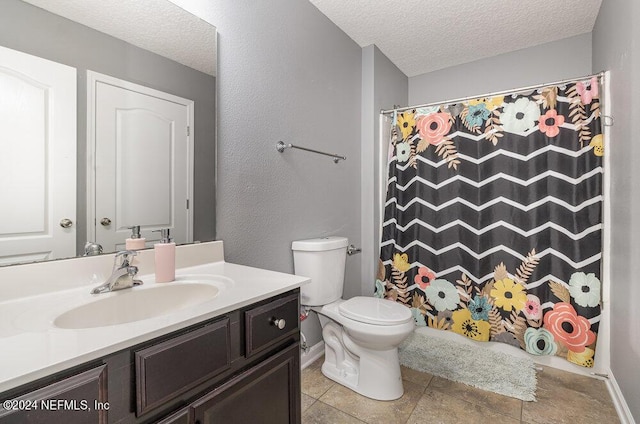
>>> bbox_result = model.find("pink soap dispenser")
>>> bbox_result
[153,229,175,283]
[125,226,146,250]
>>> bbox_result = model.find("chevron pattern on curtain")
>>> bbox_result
[377,77,603,368]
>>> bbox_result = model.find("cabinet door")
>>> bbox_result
[156,407,189,424]
[191,343,301,424]
[0,365,107,424]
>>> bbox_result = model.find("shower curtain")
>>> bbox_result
[377,77,603,367]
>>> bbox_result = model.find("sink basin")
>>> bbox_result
[54,283,220,329]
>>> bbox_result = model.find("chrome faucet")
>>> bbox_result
[83,241,103,256]
[90,250,143,294]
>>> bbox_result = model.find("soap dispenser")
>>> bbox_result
[125,226,146,250]
[153,229,175,283]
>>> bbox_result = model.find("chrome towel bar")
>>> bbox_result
[276,141,346,163]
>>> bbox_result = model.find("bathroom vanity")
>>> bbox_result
[0,242,308,423]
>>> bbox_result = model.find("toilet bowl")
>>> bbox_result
[314,297,414,400]
[291,236,415,401]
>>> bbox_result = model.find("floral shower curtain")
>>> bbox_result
[377,77,603,368]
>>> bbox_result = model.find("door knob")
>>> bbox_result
[59,218,73,228]
[100,218,112,226]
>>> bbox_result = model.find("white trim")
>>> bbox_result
[599,71,632,424]
[606,370,636,424]
[378,115,392,252]
[360,48,375,298]
[300,341,325,370]
[85,70,195,243]
[594,70,612,374]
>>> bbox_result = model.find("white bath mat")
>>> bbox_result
[399,330,537,401]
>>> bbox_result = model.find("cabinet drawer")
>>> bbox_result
[245,293,299,357]
[135,318,231,416]
[0,365,107,424]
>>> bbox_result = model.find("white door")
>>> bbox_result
[88,72,193,252]
[0,46,76,264]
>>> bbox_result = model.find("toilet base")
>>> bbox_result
[314,301,412,401]
[320,346,404,401]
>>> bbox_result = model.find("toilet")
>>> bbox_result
[292,236,414,401]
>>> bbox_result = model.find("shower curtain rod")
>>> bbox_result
[380,71,605,115]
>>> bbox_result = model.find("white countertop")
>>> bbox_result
[0,242,309,393]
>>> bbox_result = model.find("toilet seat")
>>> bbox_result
[338,297,412,326]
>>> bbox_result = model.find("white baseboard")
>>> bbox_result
[606,369,636,424]
[300,341,325,370]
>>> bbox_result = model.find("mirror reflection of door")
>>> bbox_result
[87,72,193,252]
[0,45,76,264]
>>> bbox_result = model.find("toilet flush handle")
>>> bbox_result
[347,244,362,255]
[271,318,286,330]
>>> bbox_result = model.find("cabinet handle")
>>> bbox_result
[271,318,286,330]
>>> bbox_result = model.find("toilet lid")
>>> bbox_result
[338,297,412,326]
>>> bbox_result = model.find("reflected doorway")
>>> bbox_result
[87,71,194,252]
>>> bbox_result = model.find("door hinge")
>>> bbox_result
[186,126,190,136]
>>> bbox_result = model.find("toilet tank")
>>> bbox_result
[292,236,348,306]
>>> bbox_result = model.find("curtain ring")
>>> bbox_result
[603,115,614,126]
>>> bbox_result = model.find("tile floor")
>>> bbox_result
[301,356,620,424]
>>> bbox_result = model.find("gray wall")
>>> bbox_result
[409,33,592,105]
[0,0,216,251]
[593,1,640,421]
[361,45,408,296]
[211,0,362,347]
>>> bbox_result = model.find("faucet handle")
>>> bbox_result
[126,265,140,277]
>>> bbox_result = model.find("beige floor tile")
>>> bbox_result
[302,393,316,413]
[319,379,425,424]
[407,387,520,424]
[537,365,611,399]
[522,367,619,424]
[302,401,366,424]
[401,365,434,388]
[427,375,523,420]
[302,365,335,399]
[301,359,621,424]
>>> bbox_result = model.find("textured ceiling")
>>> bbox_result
[309,0,602,77]
[21,0,217,76]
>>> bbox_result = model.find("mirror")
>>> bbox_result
[0,0,217,266]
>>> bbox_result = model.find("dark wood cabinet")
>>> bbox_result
[135,318,231,416]
[0,289,301,424]
[0,365,107,424]
[245,293,299,358]
[156,407,189,424]
[191,342,300,424]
